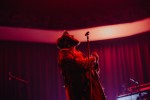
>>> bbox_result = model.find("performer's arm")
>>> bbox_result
[58,49,96,71]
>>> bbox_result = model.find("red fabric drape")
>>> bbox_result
[83,32,150,100]
[0,42,66,100]
[0,32,150,100]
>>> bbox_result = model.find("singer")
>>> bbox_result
[57,31,106,100]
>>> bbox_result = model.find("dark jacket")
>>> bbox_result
[58,48,106,100]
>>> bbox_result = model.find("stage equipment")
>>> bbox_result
[117,83,150,100]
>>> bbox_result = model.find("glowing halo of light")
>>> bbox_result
[0,18,150,43]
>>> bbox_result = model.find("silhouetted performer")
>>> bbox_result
[57,31,106,100]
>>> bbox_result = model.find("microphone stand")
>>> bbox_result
[85,32,92,100]
[130,78,143,100]
[9,72,28,84]
[9,72,28,100]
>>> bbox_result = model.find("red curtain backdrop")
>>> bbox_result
[86,32,150,99]
[0,32,150,100]
[0,42,65,100]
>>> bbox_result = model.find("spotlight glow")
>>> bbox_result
[0,18,150,43]
[70,18,150,42]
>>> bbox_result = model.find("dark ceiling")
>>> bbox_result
[0,0,150,30]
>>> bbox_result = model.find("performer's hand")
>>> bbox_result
[91,52,100,75]
[91,52,99,62]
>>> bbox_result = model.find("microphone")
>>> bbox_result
[130,78,139,84]
[85,31,89,36]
